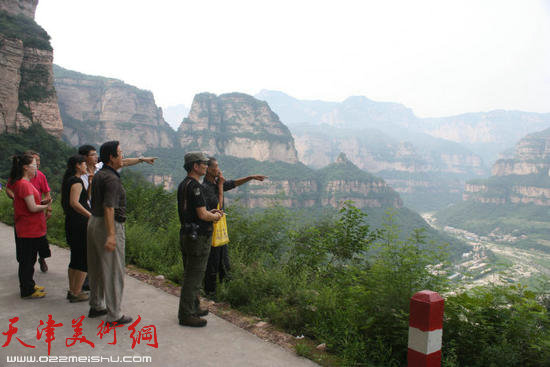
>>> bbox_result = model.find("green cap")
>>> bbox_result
[184,151,209,165]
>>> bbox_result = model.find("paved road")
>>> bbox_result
[0,222,318,367]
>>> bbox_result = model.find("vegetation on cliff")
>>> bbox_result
[435,201,550,254]
[0,125,75,191]
[0,10,52,50]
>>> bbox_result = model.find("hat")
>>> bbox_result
[184,151,209,165]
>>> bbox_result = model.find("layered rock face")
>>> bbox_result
[0,0,37,18]
[54,65,174,153]
[463,128,550,206]
[0,1,63,137]
[223,153,402,209]
[178,93,299,163]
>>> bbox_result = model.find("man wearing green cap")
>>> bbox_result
[177,152,223,327]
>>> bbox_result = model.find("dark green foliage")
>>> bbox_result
[443,285,550,367]
[18,64,55,118]
[0,125,76,192]
[0,11,52,50]
[436,201,550,253]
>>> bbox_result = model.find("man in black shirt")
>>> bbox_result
[177,152,223,327]
[202,157,267,296]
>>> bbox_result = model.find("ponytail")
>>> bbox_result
[9,153,34,183]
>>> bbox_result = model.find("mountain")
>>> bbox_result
[256,90,487,212]
[177,92,299,164]
[255,89,417,130]
[435,128,550,253]
[53,65,175,153]
[416,110,550,165]
[0,0,63,137]
[162,104,189,130]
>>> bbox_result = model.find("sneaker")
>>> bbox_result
[34,285,45,291]
[88,308,108,318]
[68,292,89,303]
[179,315,207,327]
[107,315,133,327]
[22,290,46,299]
[195,308,209,317]
[67,291,71,300]
[38,258,48,272]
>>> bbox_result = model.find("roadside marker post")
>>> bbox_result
[407,290,444,367]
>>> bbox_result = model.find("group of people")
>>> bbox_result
[6,141,266,328]
[7,142,156,326]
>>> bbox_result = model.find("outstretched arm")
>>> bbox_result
[122,157,158,167]
[233,175,267,187]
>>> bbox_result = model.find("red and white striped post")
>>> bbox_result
[407,290,444,367]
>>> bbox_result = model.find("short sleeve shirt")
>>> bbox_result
[90,165,126,222]
[30,170,50,196]
[12,179,46,238]
[202,178,236,210]
[81,162,103,191]
[177,177,211,235]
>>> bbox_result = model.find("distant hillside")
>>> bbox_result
[132,149,402,209]
[53,65,175,153]
[435,127,550,253]
[417,110,550,164]
[257,90,488,212]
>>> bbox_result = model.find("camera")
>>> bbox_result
[184,223,199,241]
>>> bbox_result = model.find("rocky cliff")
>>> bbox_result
[463,128,550,206]
[54,65,175,153]
[0,0,37,19]
[178,93,299,164]
[0,1,63,137]
[222,153,402,209]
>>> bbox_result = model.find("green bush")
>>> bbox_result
[443,284,550,367]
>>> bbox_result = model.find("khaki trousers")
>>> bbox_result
[87,216,125,322]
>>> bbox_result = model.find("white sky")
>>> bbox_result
[35,0,550,117]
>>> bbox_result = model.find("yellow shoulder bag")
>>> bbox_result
[212,204,229,247]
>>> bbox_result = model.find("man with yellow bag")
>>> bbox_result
[202,157,267,297]
[177,152,223,327]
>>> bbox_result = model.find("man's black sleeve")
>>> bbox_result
[223,180,236,192]
[188,181,207,209]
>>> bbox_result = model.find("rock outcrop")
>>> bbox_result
[219,153,402,209]
[463,128,550,206]
[178,93,299,164]
[54,65,175,153]
[0,1,63,137]
[0,0,37,19]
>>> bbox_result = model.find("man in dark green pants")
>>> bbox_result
[177,152,223,327]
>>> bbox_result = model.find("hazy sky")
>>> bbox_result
[35,0,550,117]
